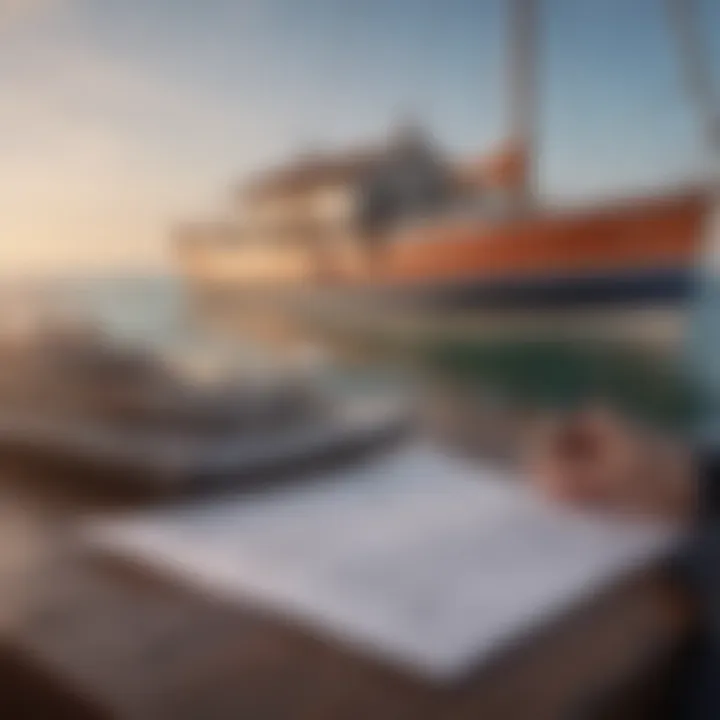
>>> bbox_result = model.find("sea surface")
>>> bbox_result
[0,274,193,349]
[1,272,716,435]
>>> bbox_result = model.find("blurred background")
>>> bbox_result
[3,0,719,434]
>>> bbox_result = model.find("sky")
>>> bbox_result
[0,0,718,276]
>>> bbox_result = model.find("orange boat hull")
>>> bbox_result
[375,190,707,288]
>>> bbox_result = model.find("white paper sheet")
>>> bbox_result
[87,443,679,681]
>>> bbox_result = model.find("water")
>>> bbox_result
[0,274,191,349]
[0,274,354,390]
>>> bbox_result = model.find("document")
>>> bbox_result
[88,443,678,681]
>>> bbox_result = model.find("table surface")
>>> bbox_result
[0,465,695,720]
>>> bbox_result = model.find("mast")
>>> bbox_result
[508,0,539,211]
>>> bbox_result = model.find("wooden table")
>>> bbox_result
[0,470,695,720]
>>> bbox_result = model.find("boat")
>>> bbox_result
[0,322,409,497]
[173,0,717,353]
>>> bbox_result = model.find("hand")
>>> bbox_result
[525,406,697,522]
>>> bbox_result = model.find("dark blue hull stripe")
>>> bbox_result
[202,267,696,311]
[366,268,696,309]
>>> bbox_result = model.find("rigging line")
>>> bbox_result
[666,0,720,158]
